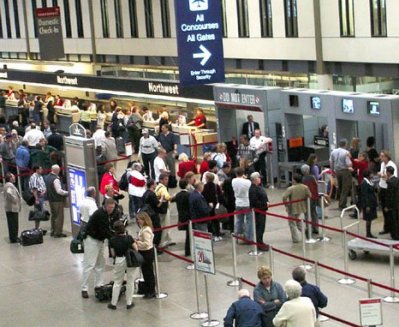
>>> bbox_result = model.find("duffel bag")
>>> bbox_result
[20,229,44,246]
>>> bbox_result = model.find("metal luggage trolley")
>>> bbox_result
[341,206,399,260]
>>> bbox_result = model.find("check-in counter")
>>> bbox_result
[5,100,19,120]
[56,106,81,134]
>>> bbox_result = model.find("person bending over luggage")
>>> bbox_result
[108,221,137,310]
[81,198,115,299]
[135,212,156,299]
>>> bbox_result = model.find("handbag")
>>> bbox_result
[70,238,84,254]
[125,248,144,268]
[28,209,50,221]
[22,190,35,206]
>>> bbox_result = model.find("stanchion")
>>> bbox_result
[300,217,312,271]
[267,152,274,189]
[383,245,399,303]
[318,194,330,242]
[268,246,275,276]
[1,161,4,186]
[16,166,22,194]
[306,198,317,244]
[314,262,329,323]
[153,247,168,299]
[248,209,261,256]
[367,279,373,298]
[190,267,208,320]
[337,230,356,285]
[201,275,219,327]
[227,233,240,287]
[186,221,195,270]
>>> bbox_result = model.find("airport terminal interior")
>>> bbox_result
[1,0,399,326]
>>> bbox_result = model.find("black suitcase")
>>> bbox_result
[20,229,43,246]
[95,281,126,301]
[167,175,178,188]
[70,238,84,254]
[116,137,125,155]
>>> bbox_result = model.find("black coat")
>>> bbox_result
[85,207,114,241]
[249,183,269,211]
[189,190,211,220]
[173,190,191,229]
[242,121,260,138]
[386,176,399,210]
[360,180,377,221]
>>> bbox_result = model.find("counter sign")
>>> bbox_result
[174,0,225,86]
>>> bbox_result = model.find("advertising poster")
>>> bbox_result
[68,166,87,226]
[36,7,64,60]
[193,230,215,274]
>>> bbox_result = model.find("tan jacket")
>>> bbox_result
[4,182,21,213]
[282,183,311,215]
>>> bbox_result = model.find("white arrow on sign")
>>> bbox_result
[193,45,212,66]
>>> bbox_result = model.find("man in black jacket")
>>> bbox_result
[385,166,399,240]
[172,179,191,256]
[81,198,115,299]
[249,172,269,251]
[242,115,260,139]
[189,182,211,232]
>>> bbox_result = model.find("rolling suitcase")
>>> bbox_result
[116,137,125,155]
[20,228,43,246]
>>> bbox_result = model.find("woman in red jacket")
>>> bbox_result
[100,162,120,196]
[177,153,197,178]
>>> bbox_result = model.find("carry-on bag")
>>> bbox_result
[20,229,44,246]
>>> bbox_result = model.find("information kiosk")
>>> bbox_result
[64,124,98,237]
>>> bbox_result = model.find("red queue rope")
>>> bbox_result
[318,312,361,327]
[158,247,194,264]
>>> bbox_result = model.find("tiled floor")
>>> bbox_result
[0,181,398,326]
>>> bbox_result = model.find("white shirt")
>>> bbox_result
[139,135,159,155]
[154,156,167,182]
[379,160,398,189]
[92,129,106,147]
[79,197,98,223]
[250,135,272,152]
[232,177,251,207]
[23,129,45,147]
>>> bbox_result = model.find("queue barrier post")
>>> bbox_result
[268,246,275,277]
[200,275,220,327]
[248,209,261,256]
[315,262,330,323]
[318,194,330,242]
[300,217,312,271]
[153,247,168,299]
[306,198,317,244]
[267,152,274,189]
[16,166,22,194]
[367,279,373,299]
[1,160,4,186]
[190,221,208,320]
[227,233,240,287]
[186,221,194,270]
[337,230,356,285]
[383,245,399,303]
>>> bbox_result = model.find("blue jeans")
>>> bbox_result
[129,195,143,218]
[234,206,253,241]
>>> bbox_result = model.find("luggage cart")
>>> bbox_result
[347,238,399,260]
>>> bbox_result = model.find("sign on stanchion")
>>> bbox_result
[125,142,133,156]
[193,231,216,274]
[359,298,383,326]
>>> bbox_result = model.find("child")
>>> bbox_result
[360,170,377,238]
[108,221,137,310]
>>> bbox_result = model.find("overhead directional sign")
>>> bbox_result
[174,0,225,86]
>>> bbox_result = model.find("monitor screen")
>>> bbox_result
[342,99,354,114]
[310,96,321,110]
[289,95,299,107]
[367,101,380,116]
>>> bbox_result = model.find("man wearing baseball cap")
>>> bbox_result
[138,128,158,179]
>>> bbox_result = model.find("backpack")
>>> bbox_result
[118,171,130,192]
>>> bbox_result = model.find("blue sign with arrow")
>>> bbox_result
[174,0,225,86]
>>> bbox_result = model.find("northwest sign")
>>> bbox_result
[174,0,225,86]
[36,7,65,60]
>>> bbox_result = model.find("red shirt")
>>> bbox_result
[199,160,209,176]
[194,114,206,127]
[100,172,120,195]
[352,159,368,184]
[178,160,198,178]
